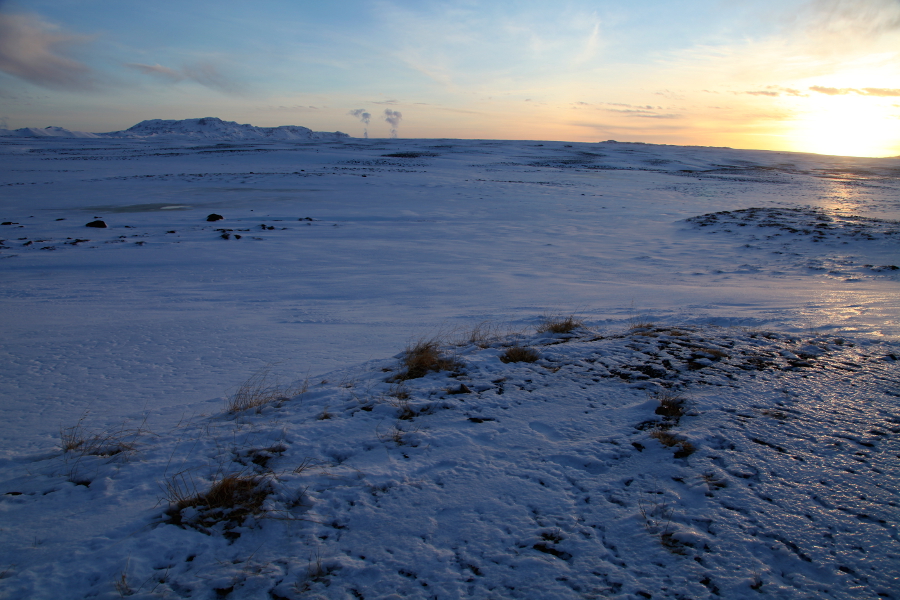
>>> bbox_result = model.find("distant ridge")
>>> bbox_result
[0,126,101,138]
[0,117,349,141]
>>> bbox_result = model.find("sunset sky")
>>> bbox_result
[1,0,899,156]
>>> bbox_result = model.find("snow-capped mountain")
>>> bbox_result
[0,126,101,138]
[0,117,349,140]
[103,117,349,140]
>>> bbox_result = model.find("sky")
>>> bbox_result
[1,0,899,157]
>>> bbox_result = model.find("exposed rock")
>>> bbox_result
[206,214,224,222]
[85,220,108,228]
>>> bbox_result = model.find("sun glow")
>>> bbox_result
[788,95,900,158]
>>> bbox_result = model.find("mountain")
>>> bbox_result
[0,126,101,138]
[102,117,349,140]
[0,117,349,141]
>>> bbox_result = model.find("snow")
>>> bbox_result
[0,131,898,599]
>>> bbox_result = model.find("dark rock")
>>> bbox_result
[85,220,107,228]
[206,213,224,222]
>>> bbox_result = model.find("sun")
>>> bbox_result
[787,95,900,158]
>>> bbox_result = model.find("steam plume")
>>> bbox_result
[383,109,402,138]
[349,109,371,138]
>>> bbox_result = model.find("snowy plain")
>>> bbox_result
[0,125,898,599]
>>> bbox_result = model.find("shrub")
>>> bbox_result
[500,346,540,363]
[536,315,582,334]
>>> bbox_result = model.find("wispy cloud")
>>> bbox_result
[795,0,900,40]
[810,85,900,96]
[125,61,244,94]
[0,12,98,91]
[738,86,806,97]
[260,105,321,112]
[864,87,900,97]
[125,62,183,82]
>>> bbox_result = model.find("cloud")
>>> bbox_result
[797,0,900,39]
[810,85,900,96]
[260,105,321,112]
[125,63,183,82]
[0,12,98,91]
[182,63,241,94]
[739,86,806,97]
[125,61,244,94]
[862,87,900,97]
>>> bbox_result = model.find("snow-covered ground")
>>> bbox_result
[0,131,898,599]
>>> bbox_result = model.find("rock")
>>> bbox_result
[206,213,224,222]
[85,220,107,228]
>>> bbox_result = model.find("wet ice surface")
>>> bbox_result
[0,137,898,598]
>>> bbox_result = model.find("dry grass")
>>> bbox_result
[376,422,417,446]
[652,389,686,419]
[163,471,271,534]
[389,396,417,420]
[536,314,582,334]
[226,367,307,413]
[460,320,502,348]
[388,382,410,400]
[390,339,461,382]
[701,473,728,490]
[500,346,541,363]
[60,413,145,459]
[649,428,695,457]
[628,319,655,331]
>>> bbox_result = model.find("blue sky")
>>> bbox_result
[1,0,899,156]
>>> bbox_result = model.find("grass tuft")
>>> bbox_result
[650,428,695,457]
[163,471,271,534]
[60,413,145,459]
[499,346,540,363]
[226,367,307,413]
[390,339,461,381]
[652,389,686,419]
[536,315,582,334]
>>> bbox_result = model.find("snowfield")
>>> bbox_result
[0,128,898,599]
